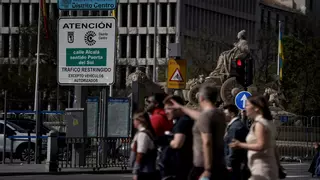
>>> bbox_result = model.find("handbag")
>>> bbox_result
[279,165,287,179]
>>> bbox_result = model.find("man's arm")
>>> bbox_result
[170,133,186,149]
[180,106,201,121]
[201,132,212,171]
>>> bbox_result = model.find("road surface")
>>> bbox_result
[1,163,317,180]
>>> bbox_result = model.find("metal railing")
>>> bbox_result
[57,137,131,171]
[275,115,320,162]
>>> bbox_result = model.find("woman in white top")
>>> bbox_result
[130,112,159,180]
[229,96,280,180]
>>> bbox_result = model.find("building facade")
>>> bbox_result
[1,0,305,89]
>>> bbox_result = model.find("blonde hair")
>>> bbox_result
[133,112,147,125]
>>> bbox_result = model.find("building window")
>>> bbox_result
[284,16,289,34]
[3,3,10,27]
[150,3,155,27]
[120,3,128,27]
[150,35,154,58]
[160,3,167,27]
[33,3,39,23]
[130,35,137,58]
[12,35,20,58]
[160,35,166,58]
[102,11,108,16]
[141,3,147,27]
[310,0,313,11]
[140,35,146,58]
[119,35,127,58]
[169,3,176,27]
[131,3,138,27]
[82,11,89,16]
[3,35,9,57]
[13,3,20,27]
[92,11,100,16]
[23,4,30,26]
[51,3,59,18]
[22,35,29,57]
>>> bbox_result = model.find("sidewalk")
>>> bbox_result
[0,164,131,176]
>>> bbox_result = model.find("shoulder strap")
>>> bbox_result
[140,129,154,141]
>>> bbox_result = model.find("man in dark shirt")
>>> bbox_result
[163,95,194,180]
[169,84,227,180]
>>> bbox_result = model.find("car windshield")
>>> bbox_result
[7,121,28,133]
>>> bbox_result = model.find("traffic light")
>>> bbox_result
[232,57,253,88]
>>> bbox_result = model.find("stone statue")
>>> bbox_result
[263,87,287,110]
[126,68,149,87]
[209,30,250,77]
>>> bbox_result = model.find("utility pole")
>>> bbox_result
[34,0,42,164]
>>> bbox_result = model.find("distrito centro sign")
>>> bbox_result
[58,0,117,10]
[58,17,116,85]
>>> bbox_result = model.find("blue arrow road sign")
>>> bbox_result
[235,91,252,110]
[58,0,117,10]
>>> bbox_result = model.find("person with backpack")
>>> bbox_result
[130,112,160,180]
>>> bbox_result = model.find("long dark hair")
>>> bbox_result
[143,112,156,137]
[248,95,273,121]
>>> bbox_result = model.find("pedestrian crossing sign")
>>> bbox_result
[169,69,184,82]
[167,58,187,89]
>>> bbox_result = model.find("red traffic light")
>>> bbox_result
[236,59,242,66]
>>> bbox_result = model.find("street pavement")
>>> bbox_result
[282,162,316,180]
[0,174,133,180]
[0,162,317,180]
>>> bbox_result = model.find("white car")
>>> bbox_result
[0,120,47,161]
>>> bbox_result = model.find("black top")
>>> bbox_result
[172,115,194,169]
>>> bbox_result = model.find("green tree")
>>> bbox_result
[282,35,320,115]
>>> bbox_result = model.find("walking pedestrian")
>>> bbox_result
[223,104,249,180]
[229,95,279,180]
[130,112,160,180]
[169,84,227,180]
[162,95,194,180]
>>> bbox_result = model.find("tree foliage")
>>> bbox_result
[282,35,320,115]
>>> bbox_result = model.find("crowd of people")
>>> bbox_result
[129,84,286,180]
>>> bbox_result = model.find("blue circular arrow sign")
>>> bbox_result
[235,91,252,110]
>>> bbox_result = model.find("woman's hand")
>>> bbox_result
[229,139,241,149]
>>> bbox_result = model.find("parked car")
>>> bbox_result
[0,120,47,161]
[6,118,70,161]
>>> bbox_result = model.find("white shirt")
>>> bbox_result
[131,126,155,153]
[227,117,238,127]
